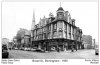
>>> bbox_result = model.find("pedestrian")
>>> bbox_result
[57,47,60,52]
[75,45,77,51]
[71,48,74,52]
[71,46,74,52]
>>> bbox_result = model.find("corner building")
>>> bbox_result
[31,7,83,52]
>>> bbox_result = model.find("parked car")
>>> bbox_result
[14,47,18,50]
[27,48,31,51]
[19,47,24,50]
[95,45,99,55]
[24,48,28,51]
[30,48,35,51]
[2,44,9,58]
[51,47,56,51]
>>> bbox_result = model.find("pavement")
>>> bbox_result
[8,49,99,59]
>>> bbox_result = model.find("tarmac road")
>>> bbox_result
[8,49,99,59]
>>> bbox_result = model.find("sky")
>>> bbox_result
[2,2,98,43]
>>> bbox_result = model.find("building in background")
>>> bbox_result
[92,39,96,49]
[31,7,83,52]
[24,29,31,48]
[8,42,14,50]
[82,35,92,49]
[2,38,9,47]
[15,28,31,49]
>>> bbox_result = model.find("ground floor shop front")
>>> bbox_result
[31,38,84,52]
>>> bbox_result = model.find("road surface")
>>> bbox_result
[8,49,99,59]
